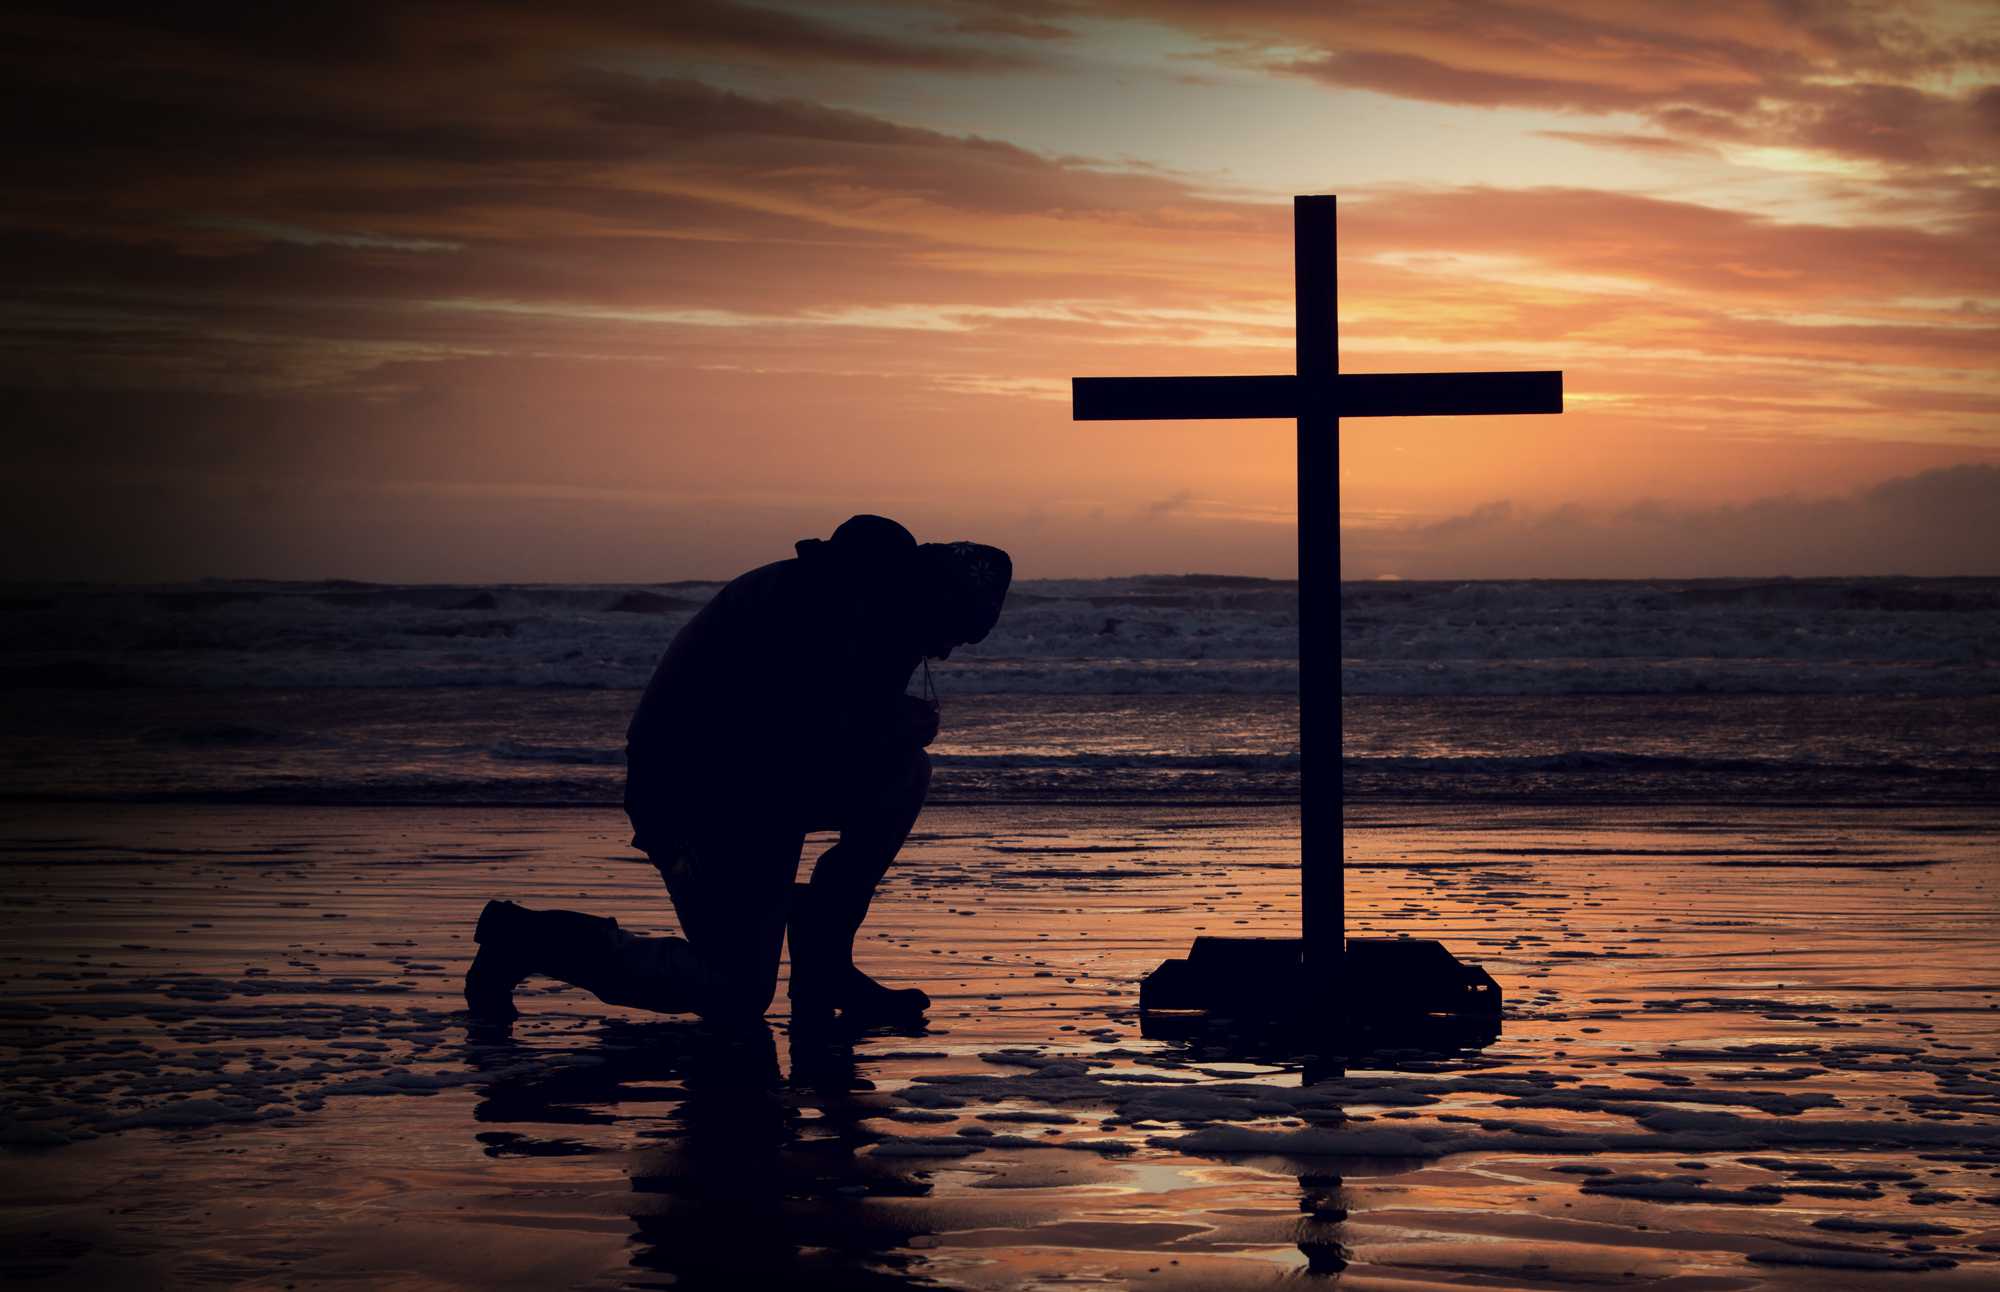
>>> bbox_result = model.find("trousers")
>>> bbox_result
[532,747,931,1022]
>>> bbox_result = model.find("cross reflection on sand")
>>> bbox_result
[1,802,1997,1287]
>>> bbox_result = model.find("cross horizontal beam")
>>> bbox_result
[1072,371,1563,421]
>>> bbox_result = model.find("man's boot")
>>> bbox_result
[465,899,535,1020]
[465,899,704,1019]
[786,883,928,1025]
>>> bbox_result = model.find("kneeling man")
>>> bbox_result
[466,515,1011,1026]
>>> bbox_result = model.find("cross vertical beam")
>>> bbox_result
[1072,194,1560,1046]
[1294,196,1341,1028]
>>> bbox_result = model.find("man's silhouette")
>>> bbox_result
[465,516,1011,1026]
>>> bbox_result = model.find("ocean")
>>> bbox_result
[2,574,1995,808]
[7,576,2000,1287]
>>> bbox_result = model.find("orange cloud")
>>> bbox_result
[0,2,1992,579]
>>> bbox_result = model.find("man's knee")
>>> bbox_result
[704,963,779,1024]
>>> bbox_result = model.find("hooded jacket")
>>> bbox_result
[623,517,927,851]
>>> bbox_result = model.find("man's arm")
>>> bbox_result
[811,589,928,765]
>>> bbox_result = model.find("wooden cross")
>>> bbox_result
[1073,195,1562,1026]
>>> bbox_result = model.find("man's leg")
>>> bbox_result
[466,821,803,1025]
[465,901,711,1020]
[789,748,931,1020]
[660,820,804,1025]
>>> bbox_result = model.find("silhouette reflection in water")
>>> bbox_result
[467,1019,946,1289]
[460,1016,1488,1285]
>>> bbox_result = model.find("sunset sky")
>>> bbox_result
[4,0,1996,580]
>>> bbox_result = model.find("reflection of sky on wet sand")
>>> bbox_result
[1,801,1996,1286]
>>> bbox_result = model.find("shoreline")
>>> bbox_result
[2,799,1996,1286]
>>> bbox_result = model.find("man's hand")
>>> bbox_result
[898,694,941,748]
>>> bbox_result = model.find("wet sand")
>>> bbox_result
[3,801,1998,1288]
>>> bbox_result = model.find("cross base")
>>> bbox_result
[1137,937,1502,1056]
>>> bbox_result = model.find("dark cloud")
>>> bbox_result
[36,0,1034,71]
[35,1,398,63]
[0,2,1044,196]
[566,73,936,146]
[0,33,1252,396]
[1096,0,1999,170]
[586,0,1037,70]
[1346,465,2000,579]
[949,14,1079,41]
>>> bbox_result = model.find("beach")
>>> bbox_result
[12,1,1998,1282]
[3,576,1997,1287]
[4,798,1998,1288]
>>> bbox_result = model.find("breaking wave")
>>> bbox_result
[3,575,1996,696]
